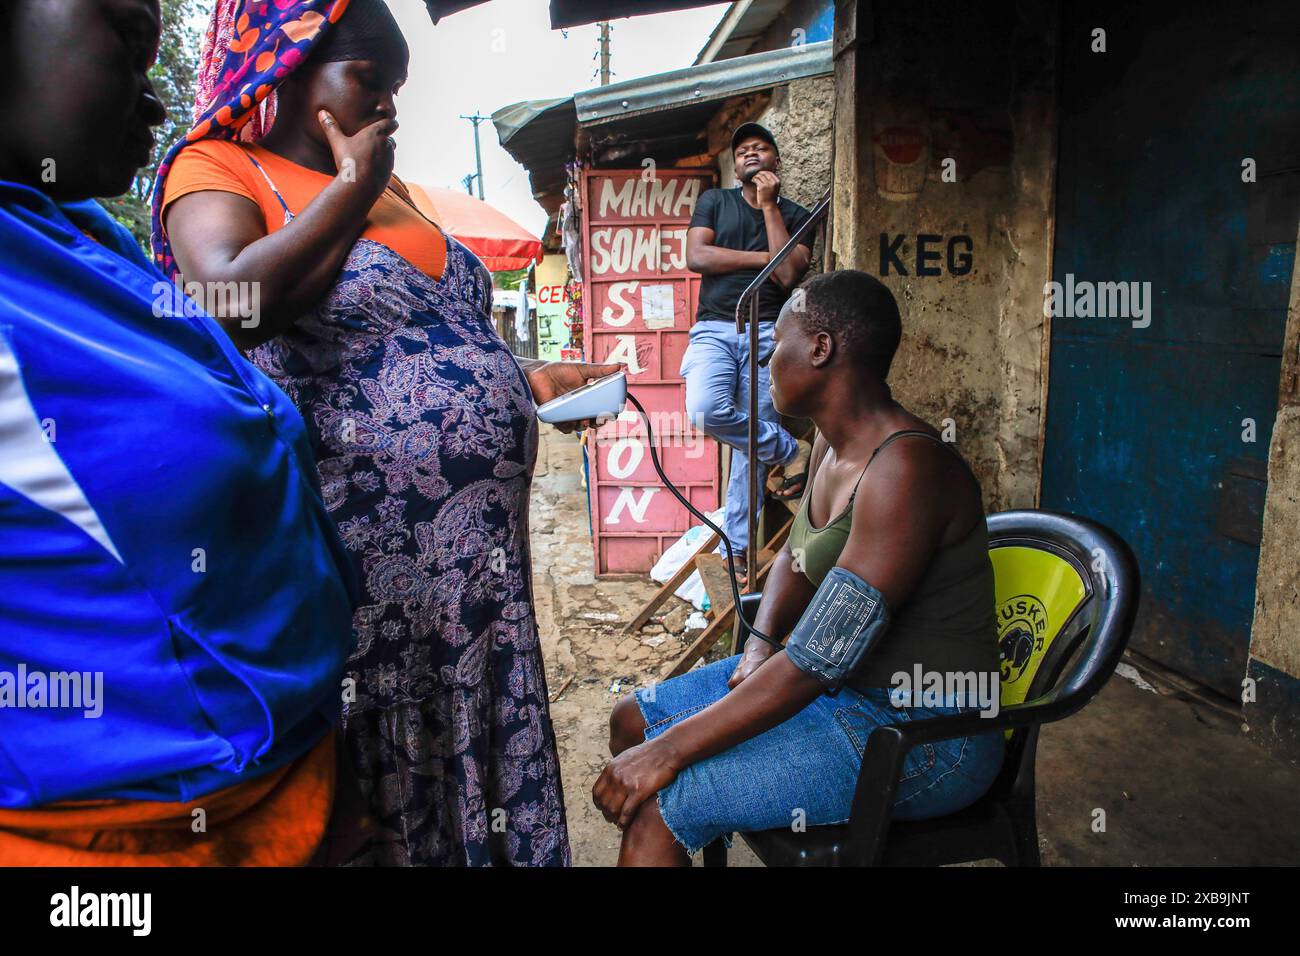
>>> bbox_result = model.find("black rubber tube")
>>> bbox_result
[624,393,781,650]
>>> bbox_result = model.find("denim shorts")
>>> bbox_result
[634,655,1006,854]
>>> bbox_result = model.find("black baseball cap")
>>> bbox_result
[731,122,779,156]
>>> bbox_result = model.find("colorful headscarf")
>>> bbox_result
[312,0,408,65]
[149,0,354,278]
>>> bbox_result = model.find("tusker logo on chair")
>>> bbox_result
[998,595,1049,684]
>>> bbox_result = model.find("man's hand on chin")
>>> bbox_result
[526,361,626,433]
[753,170,782,208]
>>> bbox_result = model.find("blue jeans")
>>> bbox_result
[680,320,797,553]
[635,655,1006,855]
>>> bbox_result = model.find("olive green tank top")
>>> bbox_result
[786,431,998,691]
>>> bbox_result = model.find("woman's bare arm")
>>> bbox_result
[592,435,961,828]
[165,111,396,350]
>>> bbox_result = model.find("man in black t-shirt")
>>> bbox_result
[683,123,814,576]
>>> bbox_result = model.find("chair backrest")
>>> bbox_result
[986,509,1141,787]
[737,509,1139,790]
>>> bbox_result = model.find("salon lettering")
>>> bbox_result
[582,170,719,573]
[589,226,689,276]
[595,176,702,219]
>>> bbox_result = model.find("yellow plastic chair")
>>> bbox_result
[708,509,1140,867]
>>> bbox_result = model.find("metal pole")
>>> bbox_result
[732,188,833,594]
[460,113,488,200]
[747,293,760,591]
[598,21,611,85]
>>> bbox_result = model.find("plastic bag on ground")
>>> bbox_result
[649,510,724,612]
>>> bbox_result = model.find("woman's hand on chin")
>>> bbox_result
[319,109,397,208]
[592,737,682,830]
[526,361,625,433]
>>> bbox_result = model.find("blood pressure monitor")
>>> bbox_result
[535,370,628,424]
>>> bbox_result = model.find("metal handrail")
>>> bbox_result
[733,186,832,588]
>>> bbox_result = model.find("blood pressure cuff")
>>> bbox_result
[785,566,891,694]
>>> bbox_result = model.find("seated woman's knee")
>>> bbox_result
[609,693,646,756]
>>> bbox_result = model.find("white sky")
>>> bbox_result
[386,0,732,236]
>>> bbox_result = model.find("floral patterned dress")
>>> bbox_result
[246,159,569,866]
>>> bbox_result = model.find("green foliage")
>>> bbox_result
[108,0,205,251]
[492,267,529,290]
[101,194,153,245]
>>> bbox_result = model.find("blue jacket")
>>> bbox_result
[0,181,355,807]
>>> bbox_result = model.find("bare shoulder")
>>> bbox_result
[852,426,982,543]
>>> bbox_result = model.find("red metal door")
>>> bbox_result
[581,167,720,575]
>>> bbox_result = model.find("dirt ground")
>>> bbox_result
[529,426,760,865]
[529,426,1300,867]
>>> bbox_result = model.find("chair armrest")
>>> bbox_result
[885,687,1104,748]
[843,723,909,864]
[842,700,1060,864]
[737,592,763,630]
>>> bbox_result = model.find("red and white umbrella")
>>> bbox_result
[406,183,543,272]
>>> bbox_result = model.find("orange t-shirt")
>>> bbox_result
[161,138,447,280]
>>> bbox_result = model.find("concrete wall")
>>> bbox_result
[703,75,835,211]
[1247,221,1300,764]
[829,0,1057,510]
[825,0,1300,761]
[749,76,835,211]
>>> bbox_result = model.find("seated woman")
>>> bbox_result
[594,270,1005,865]
[157,0,615,866]
[0,0,355,864]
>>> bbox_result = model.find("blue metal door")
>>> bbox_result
[1041,1,1300,695]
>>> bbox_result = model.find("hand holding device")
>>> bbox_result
[538,383,787,655]
[535,369,628,424]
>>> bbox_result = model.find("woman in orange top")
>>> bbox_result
[158,0,614,866]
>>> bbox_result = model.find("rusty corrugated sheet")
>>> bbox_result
[575,39,831,124]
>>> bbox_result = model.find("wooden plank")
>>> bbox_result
[620,531,719,635]
[660,546,784,680]
[695,553,736,620]
[660,606,735,681]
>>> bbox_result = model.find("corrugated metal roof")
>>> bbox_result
[491,97,578,214]
[422,0,486,24]
[493,97,574,148]
[492,40,830,209]
[575,39,831,124]
[694,0,790,64]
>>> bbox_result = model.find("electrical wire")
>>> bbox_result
[624,393,782,650]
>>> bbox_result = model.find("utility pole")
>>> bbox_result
[459,112,488,200]
[598,21,611,85]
